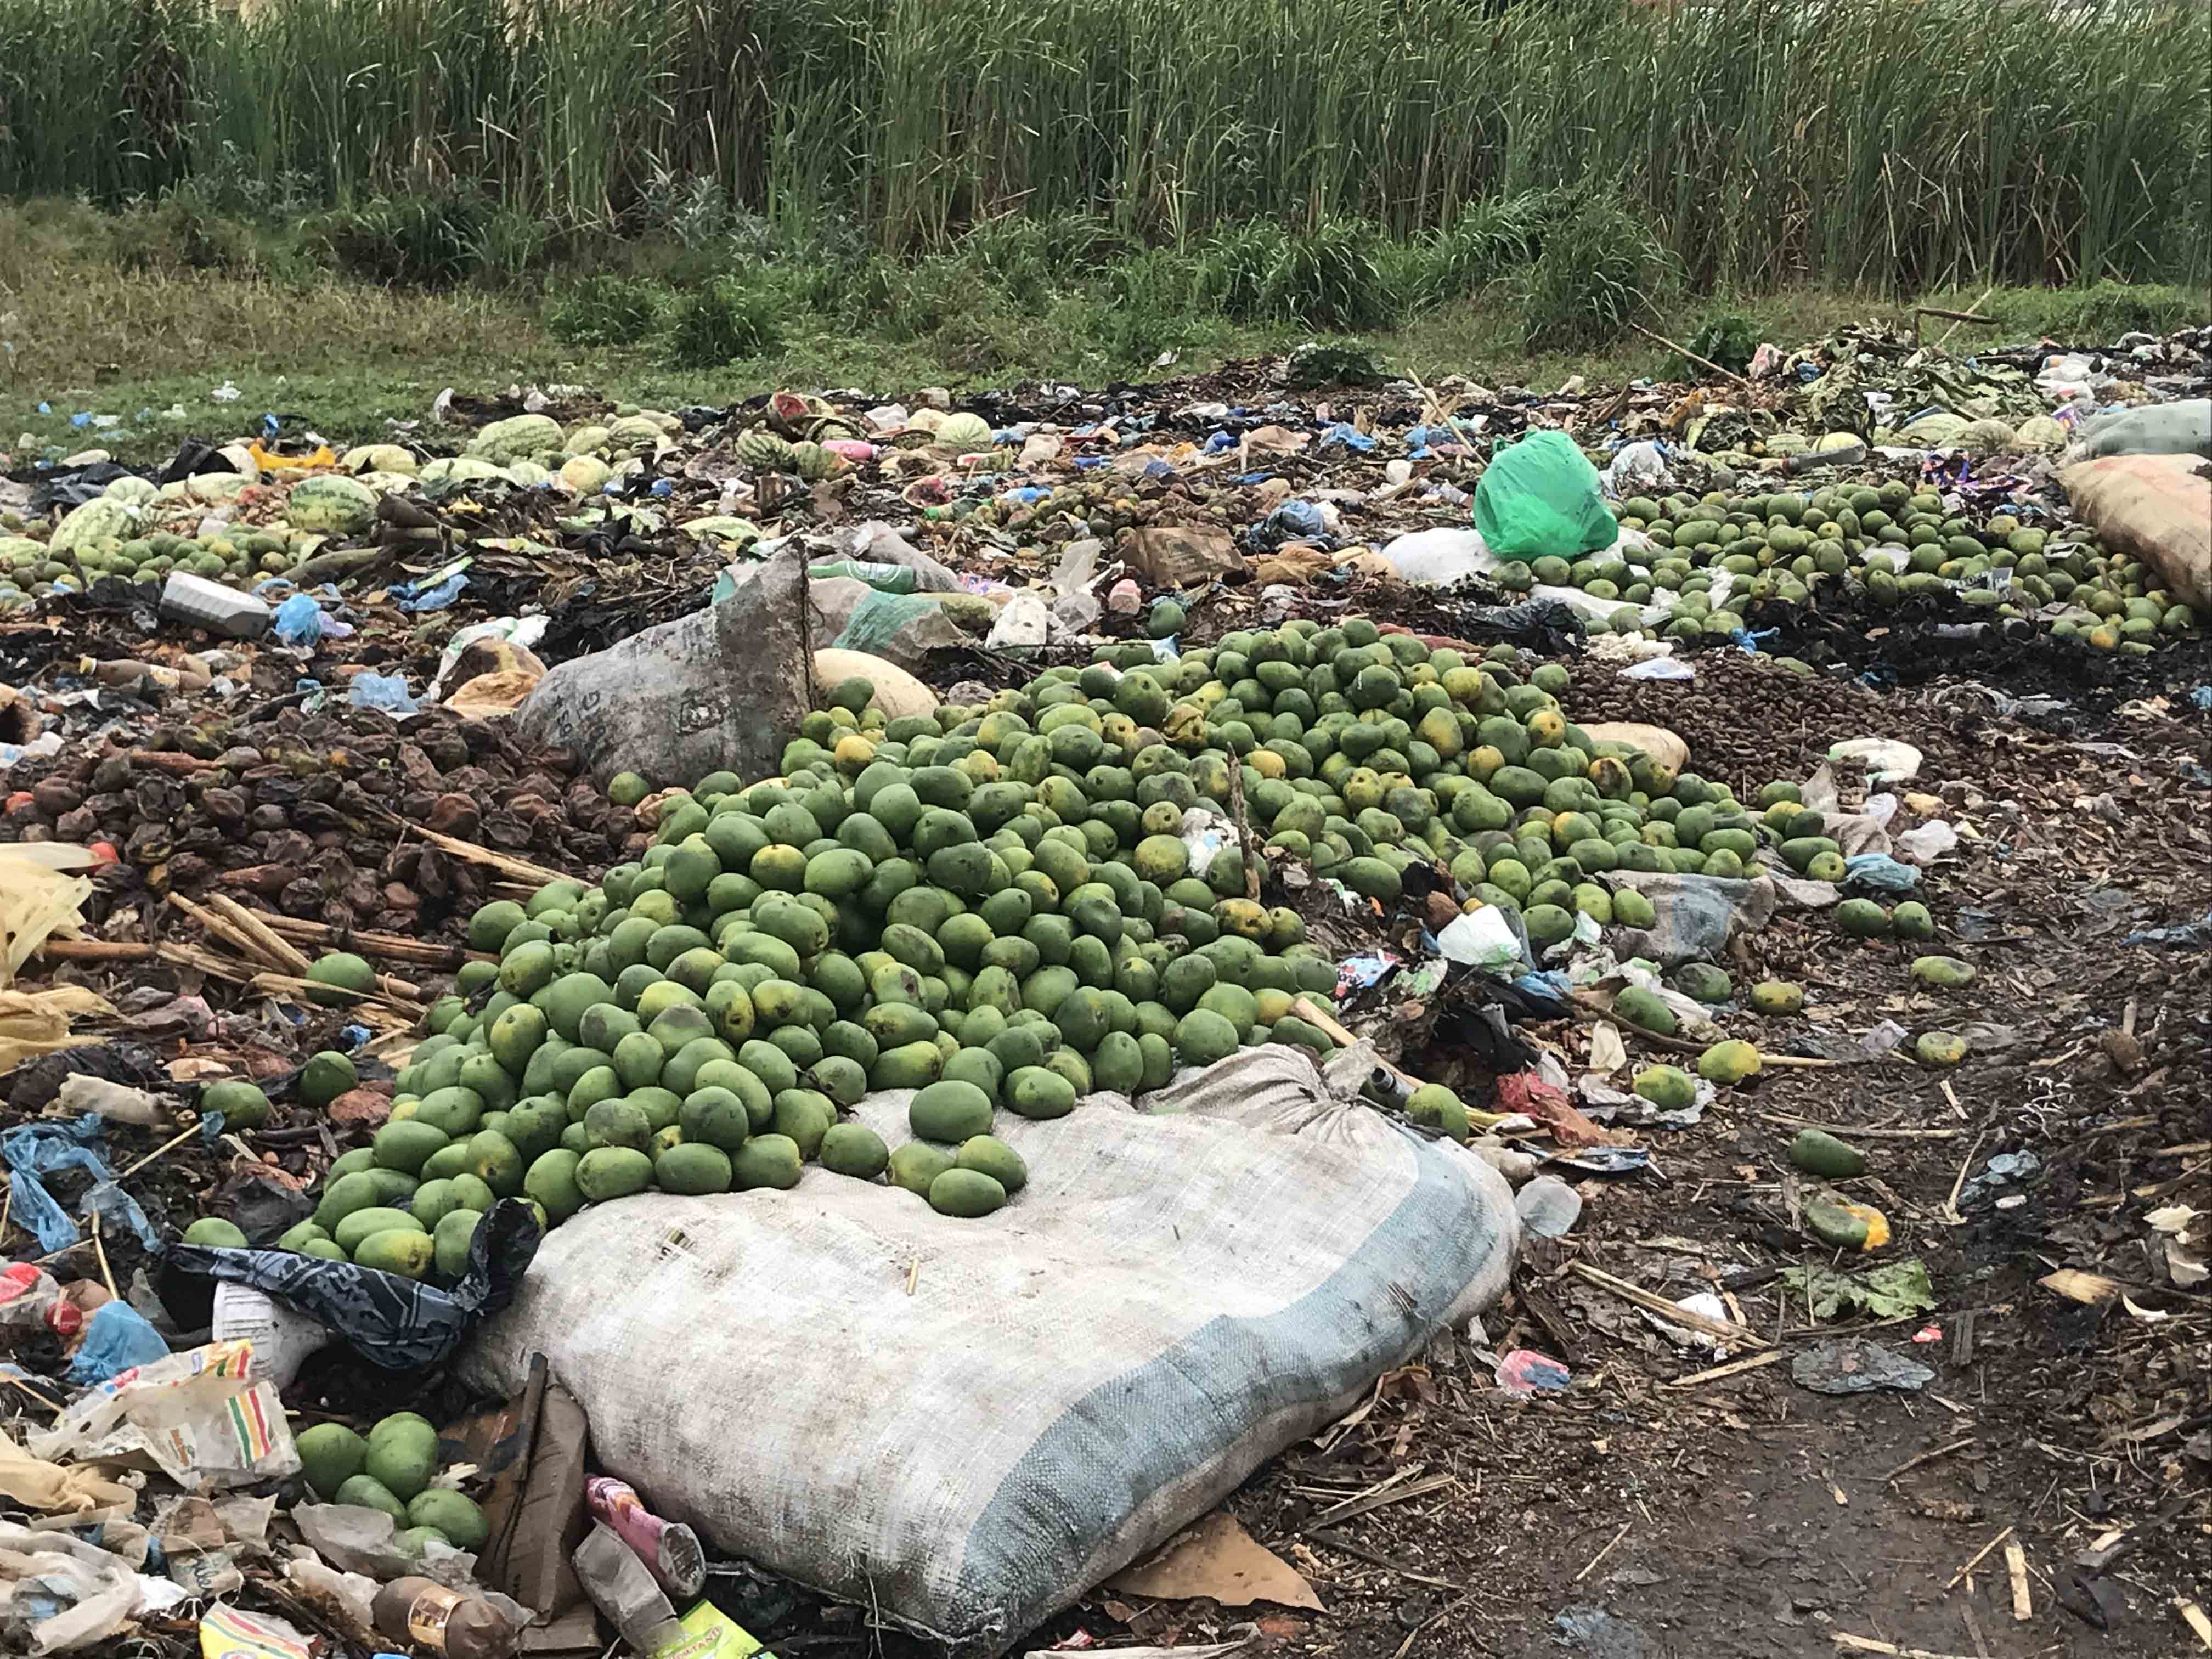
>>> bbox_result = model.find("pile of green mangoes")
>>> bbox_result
[257,612,1869,1258]
[296,1413,488,1553]
[1490,479,2202,651]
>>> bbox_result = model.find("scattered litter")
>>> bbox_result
[1494,1350,1572,1397]
[1792,1339,1936,1395]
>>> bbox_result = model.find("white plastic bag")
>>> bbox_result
[466,1047,1516,1651]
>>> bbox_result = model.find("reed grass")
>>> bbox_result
[0,0,2203,291]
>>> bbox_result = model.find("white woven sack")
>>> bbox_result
[464,1043,1517,1651]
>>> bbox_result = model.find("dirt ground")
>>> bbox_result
[1131,641,2212,1659]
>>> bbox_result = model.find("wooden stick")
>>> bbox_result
[168,893,292,974]
[1831,1636,1977,1659]
[125,749,215,775]
[119,1119,204,1181]
[1571,994,1843,1067]
[89,1212,117,1302]
[157,941,257,984]
[2003,1539,2032,1622]
[1941,1130,1990,1225]
[1944,1525,2015,1590]
[1291,996,1432,1099]
[1882,1436,1976,1487]
[244,971,425,1023]
[375,810,573,885]
[1666,1348,1790,1389]
[1760,1112,1967,1141]
[1223,761,1262,904]
[204,895,315,976]
[1569,1262,1770,1348]
[1629,321,1753,389]
[1932,287,1996,350]
[1307,1530,1465,1592]
[1572,1523,1630,1584]
[2175,1597,2212,1650]
[35,939,156,963]
[4,1373,62,1412]
[246,966,422,1004]
[258,913,482,968]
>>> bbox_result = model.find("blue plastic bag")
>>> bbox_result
[1,1120,111,1253]
[348,673,419,714]
[66,1301,168,1385]
[1473,430,1620,562]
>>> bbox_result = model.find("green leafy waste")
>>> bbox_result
[1777,1258,1937,1322]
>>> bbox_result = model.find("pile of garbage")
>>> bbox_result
[1,702,633,938]
[4,330,2206,700]
[0,320,2205,1659]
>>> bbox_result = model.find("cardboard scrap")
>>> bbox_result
[1107,1511,1322,1611]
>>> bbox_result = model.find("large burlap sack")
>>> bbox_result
[514,550,810,784]
[464,1045,1516,1652]
[2062,453,2212,610]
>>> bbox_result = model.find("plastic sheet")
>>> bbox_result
[0,1120,111,1253]
[159,1199,540,1372]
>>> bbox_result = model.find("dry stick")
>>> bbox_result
[1290,996,1431,1099]
[167,892,293,974]
[258,913,481,968]
[1222,760,1262,904]
[247,966,422,1005]
[1666,1348,1791,1389]
[2003,1540,2033,1622]
[1307,1474,1455,1530]
[88,1212,117,1302]
[1914,303,1997,349]
[1306,1530,1466,1593]
[1830,1637,1979,1659]
[125,749,215,775]
[1304,1465,1447,1528]
[244,970,424,1025]
[1882,1436,1977,1487]
[1944,1525,2015,1591]
[1938,290,2008,352]
[1758,1111,1966,1141]
[1566,992,1850,1068]
[374,810,573,886]
[1932,289,1996,350]
[2175,1596,2212,1650]
[1571,1522,1632,1585]
[205,894,315,976]
[1570,1261,1770,1348]
[1627,321,1753,390]
[157,941,257,984]
[35,939,156,964]
[4,1373,62,1412]
[1942,1130,1991,1224]
[119,1119,204,1182]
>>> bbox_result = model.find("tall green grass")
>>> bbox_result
[1,0,2203,291]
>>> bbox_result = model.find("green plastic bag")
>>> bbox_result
[1473,430,1619,563]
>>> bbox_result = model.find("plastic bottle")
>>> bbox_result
[369,1577,520,1659]
[573,1522,683,1654]
[585,1476,706,1597]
